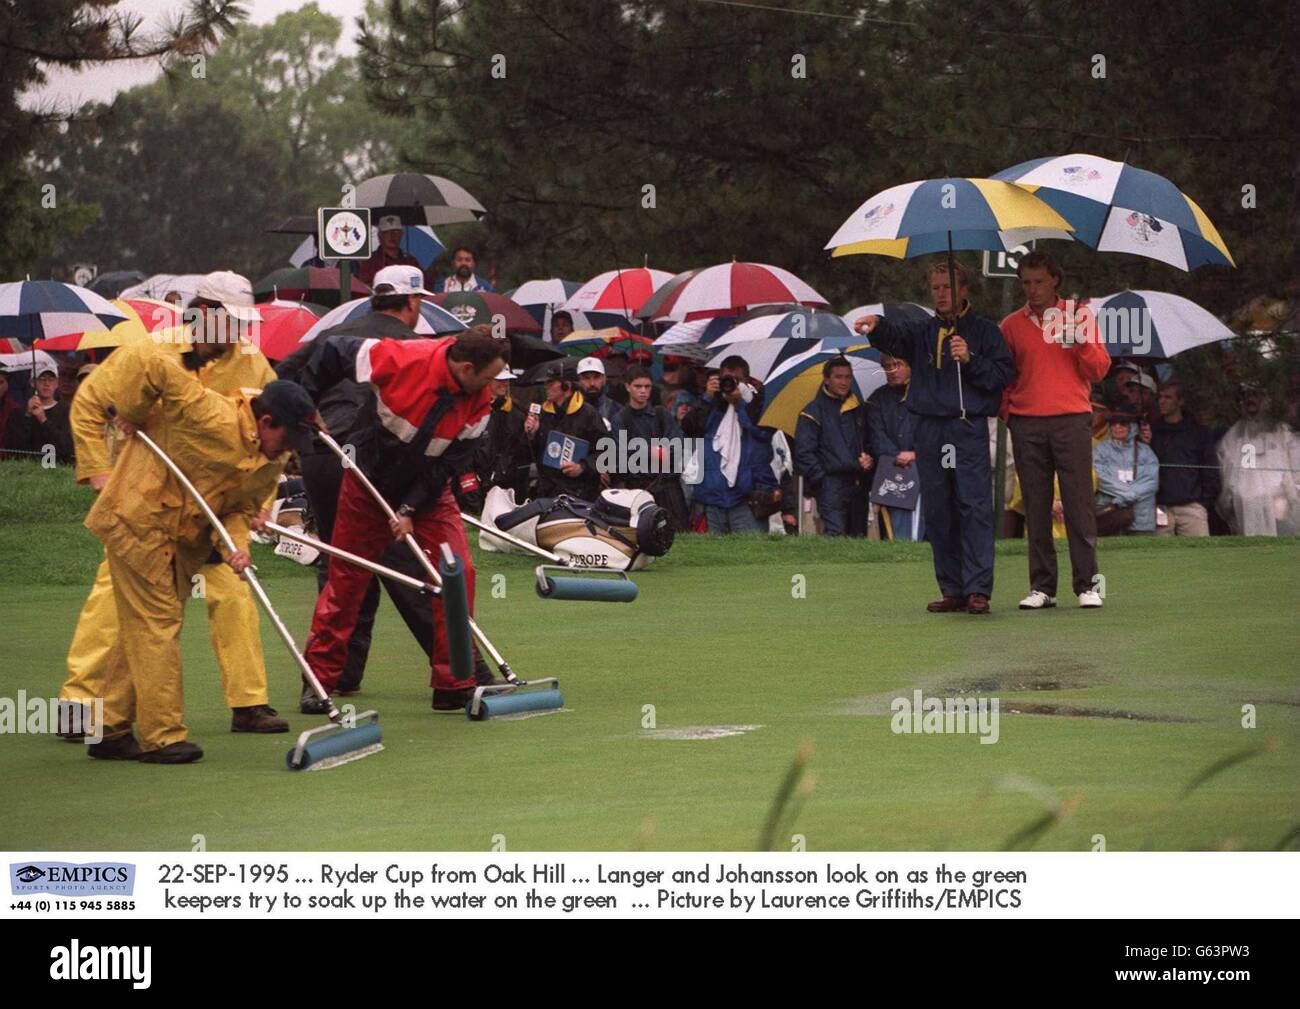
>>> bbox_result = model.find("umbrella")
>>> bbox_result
[563,267,675,319]
[353,172,487,226]
[508,278,581,310]
[758,344,885,436]
[248,301,327,361]
[709,309,855,348]
[89,270,147,299]
[557,328,658,357]
[1086,290,1235,359]
[299,296,467,345]
[503,332,565,370]
[517,355,579,385]
[34,297,181,352]
[0,338,26,354]
[255,267,371,307]
[0,348,58,374]
[429,291,540,332]
[636,262,829,322]
[119,273,206,305]
[0,281,130,343]
[654,315,740,350]
[842,302,934,331]
[991,154,1234,271]
[826,177,1072,420]
[702,337,848,382]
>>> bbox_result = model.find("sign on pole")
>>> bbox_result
[982,240,1036,279]
[317,207,372,261]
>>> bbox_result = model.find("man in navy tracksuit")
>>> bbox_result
[795,357,872,535]
[859,262,1014,614]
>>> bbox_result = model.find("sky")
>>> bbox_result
[22,0,368,112]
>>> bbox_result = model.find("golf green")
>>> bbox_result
[1,464,1296,851]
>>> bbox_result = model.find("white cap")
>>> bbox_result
[378,214,403,232]
[196,270,261,322]
[372,264,431,297]
[577,356,605,376]
[494,366,517,381]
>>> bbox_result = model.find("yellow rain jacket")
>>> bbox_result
[84,340,287,583]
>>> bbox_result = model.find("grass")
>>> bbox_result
[1,460,1297,852]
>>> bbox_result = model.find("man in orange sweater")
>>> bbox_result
[1000,252,1112,611]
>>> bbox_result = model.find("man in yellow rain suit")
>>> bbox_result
[83,344,317,763]
[59,271,289,739]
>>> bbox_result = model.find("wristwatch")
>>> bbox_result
[397,503,417,518]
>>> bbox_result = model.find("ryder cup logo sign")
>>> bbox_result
[318,206,372,259]
[860,202,895,230]
[11,862,135,897]
[1060,165,1102,185]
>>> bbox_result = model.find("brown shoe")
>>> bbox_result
[967,594,991,615]
[927,596,968,613]
[231,705,289,733]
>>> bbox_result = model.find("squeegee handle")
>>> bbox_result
[134,431,338,717]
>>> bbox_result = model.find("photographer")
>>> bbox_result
[680,355,776,533]
[795,357,872,536]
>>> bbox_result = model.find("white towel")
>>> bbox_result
[712,383,754,488]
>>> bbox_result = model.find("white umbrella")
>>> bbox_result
[1087,289,1235,359]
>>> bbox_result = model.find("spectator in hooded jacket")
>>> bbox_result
[524,359,607,500]
[1094,412,1160,534]
[866,352,923,541]
[795,357,872,536]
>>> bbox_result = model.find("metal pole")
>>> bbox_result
[134,431,339,719]
[993,275,1014,538]
[339,257,352,307]
[459,511,565,564]
[264,521,439,595]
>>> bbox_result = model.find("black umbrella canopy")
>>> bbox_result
[507,332,564,370]
[353,173,487,227]
[518,354,578,385]
[89,270,146,298]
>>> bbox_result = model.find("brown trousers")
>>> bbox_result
[1008,412,1099,597]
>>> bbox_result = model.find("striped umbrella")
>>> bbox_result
[0,348,58,374]
[654,315,739,350]
[842,302,934,331]
[34,297,181,352]
[704,337,860,382]
[637,262,829,322]
[758,344,885,436]
[563,267,675,319]
[825,178,1073,259]
[353,172,487,226]
[709,309,855,348]
[118,273,205,305]
[299,295,466,345]
[0,338,26,354]
[0,281,130,343]
[508,278,580,310]
[991,154,1234,271]
[1087,289,1235,359]
[430,291,540,332]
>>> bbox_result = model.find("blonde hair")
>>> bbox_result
[927,259,970,287]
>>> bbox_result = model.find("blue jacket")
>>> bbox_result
[794,387,866,486]
[868,305,1013,419]
[1094,435,1160,532]
[865,382,916,458]
[684,395,775,508]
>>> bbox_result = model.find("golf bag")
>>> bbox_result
[253,477,322,566]
[480,487,674,571]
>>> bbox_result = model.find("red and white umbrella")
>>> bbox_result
[562,267,674,319]
[248,301,326,361]
[636,262,829,323]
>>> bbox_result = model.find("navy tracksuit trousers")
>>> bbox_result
[912,415,995,598]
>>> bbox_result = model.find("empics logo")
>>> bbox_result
[49,941,151,990]
[10,862,135,896]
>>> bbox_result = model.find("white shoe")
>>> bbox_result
[1078,590,1103,608]
[1018,590,1056,610]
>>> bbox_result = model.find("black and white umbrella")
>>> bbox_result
[352,173,487,227]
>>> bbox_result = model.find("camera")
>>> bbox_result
[718,374,738,395]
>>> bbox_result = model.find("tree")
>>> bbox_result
[0,0,247,277]
[357,0,1296,311]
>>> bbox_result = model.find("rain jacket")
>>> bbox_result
[299,335,493,511]
[865,382,916,459]
[794,386,866,487]
[681,388,776,509]
[534,389,607,499]
[867,303,1014,419]
[1093,433,1160,532]
[1216,420,1300,536]
[1151,414,1220,507]
[72,330,275,485]
[84,342,288,585]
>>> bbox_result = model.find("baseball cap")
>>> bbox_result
[76,363,97,380]
[494,366,517,381]
[577,356,605,376]
[1125,372,1157,393]
[256,380,319,453]
[372,264,431,297]
[35,363,57,378]
[195,271,261,322]
[378,214,403,232]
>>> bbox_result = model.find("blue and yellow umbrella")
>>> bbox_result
[757,343,884,436]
